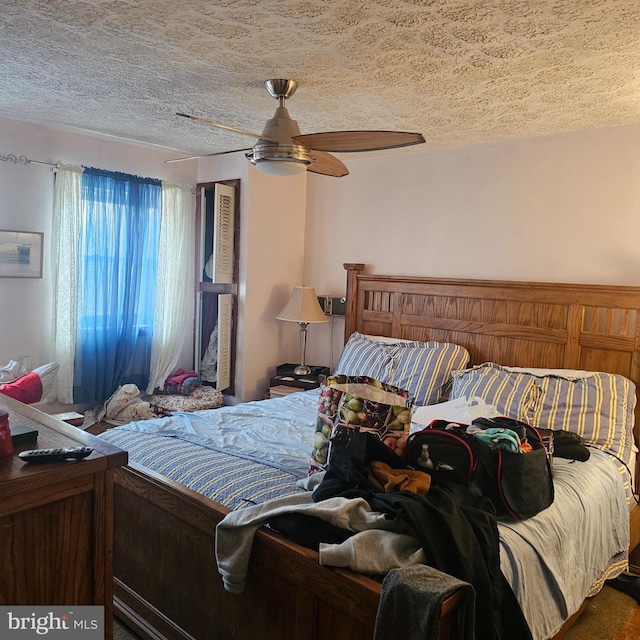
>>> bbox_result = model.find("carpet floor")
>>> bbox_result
[563,585,639,640]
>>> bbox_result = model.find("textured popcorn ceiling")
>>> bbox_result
[1,0,640,157]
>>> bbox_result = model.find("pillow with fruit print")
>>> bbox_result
[309,374,412,475]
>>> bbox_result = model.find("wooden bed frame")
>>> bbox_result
[112,263,640,640]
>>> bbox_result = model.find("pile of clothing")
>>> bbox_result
[149,369,224,414]
[162,369,200,395]
[83,383,155,428]
[83,370,225,428]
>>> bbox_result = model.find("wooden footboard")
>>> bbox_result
[112,462,635,640]
[112,463,464,640]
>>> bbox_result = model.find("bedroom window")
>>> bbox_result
[196,180,239,394]
[52,166,194,404]
[73,168,161,402]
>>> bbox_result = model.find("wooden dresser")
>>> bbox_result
[0,394,127,640]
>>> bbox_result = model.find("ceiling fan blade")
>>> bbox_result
[164,147,252,164]
[307,151,349,178]
[177,113,279,144]
[294,130,425,153]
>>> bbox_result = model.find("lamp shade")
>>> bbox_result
[276,286,329,324]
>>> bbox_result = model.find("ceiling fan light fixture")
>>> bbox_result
[253,159,309,176]
[247,141,314,176]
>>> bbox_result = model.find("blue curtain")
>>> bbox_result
[73,168,162,403]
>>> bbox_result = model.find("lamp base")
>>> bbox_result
[293,364,311,376]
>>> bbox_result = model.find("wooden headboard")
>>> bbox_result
[344,263,640,472]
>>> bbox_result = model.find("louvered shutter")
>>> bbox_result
[216,293,233,390]
[211,183,235,283]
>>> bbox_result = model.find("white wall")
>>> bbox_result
[0,117,196,375]
[303,123,640,367]
[197,155,307,402]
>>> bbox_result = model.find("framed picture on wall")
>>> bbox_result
[0,230,44,278]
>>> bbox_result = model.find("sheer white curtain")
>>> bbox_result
[146,183,195,394]
[52,173,194,401]
[51,165,83,403]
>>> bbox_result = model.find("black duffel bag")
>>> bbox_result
[405,416,554,519]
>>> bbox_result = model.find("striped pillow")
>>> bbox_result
[335,332,470,406]
[526,372,636,465]
[449,363,539,422]
[334,332,388,381]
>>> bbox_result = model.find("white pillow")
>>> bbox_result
[31,362,60,403]
[411,396,500,432]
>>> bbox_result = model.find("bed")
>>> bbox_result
[102,263,640,640]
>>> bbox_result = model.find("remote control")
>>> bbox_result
[18,446,93,463]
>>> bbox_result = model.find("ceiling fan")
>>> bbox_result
[167,79,425,177]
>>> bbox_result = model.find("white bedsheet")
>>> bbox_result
[499,448,629,640]
[114,389,631,640]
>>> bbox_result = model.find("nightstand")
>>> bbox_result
[50,410,85,426]
[268,363,329,398]
[0,393,127,627]
[50,411,112,435]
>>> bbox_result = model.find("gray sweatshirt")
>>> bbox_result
[215,491,425,593]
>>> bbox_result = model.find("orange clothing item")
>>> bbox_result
[368,461,432,495]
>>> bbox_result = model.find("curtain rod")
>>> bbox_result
[1,153,60,169]
[1,153,196,192]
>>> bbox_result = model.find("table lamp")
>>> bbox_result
[276,286,329,375]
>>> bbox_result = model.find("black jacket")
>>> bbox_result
[312,429,531,640]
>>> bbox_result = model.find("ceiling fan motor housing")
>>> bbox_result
[248,105,315,169]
